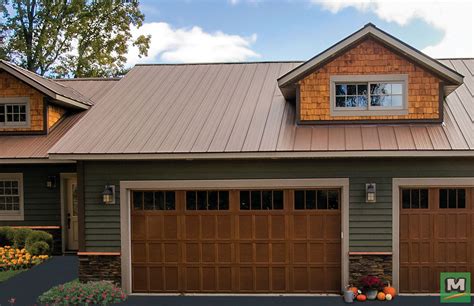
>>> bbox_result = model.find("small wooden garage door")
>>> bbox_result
[400,187,474,293]
[130,189,341,293]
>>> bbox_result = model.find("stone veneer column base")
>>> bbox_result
[349,254,392,286]
[78,255,121,285]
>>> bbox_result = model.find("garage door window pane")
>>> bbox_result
[295,191,305,210]
[132,191,175,211]
[401,189,428,209]
[133,191,143,210]
[240,190,284,210]
[165,192,175,210]
[294,189,339,210]
[186,191,229,210]
[440,189,466,209]
[219,191,229,210]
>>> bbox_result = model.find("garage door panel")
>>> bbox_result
[131,188,341,293]
[255,243,269,262]
[132,215,146,240]
[272,243,286,263]
[163,243,179,262]
[217,243,232,262]
[238,216,253,239]
[201,216,216,239]
[239,267,254,290]
[271,267,286,291]
[149,267,164,291]
[148,243,162,262]
[147,215,162,240]
[255,216,269,239]
[163,217,179,239]
[271,215,285,239]
[217,267,232,291]
[217,215,232,239]
[185,216,199,239]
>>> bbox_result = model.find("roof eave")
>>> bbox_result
[0,61,91,109]
[48,150,474,161]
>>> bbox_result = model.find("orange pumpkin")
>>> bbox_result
[349,287,359,297]
[356,294,367,302]
[377,292,386,300]
[383,282,396,297]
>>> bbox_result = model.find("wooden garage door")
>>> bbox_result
[131,189,341,293]
[400,187,474,293]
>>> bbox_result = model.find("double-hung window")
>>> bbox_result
[0,97,30,127]
[330,74,408,116]
[0,174,24,221]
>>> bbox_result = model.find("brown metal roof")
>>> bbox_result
[0,78,119,159]
[48,59,474,158]
[0,60,93,109]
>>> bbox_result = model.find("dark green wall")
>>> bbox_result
[0,163,76,226]
[81,158,474,252]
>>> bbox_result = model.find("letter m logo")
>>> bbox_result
[441,272,471,303]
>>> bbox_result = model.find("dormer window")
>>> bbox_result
[0,97,30,127]
[330,74,408,116]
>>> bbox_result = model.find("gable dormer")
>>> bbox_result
[278,23,464,124]
[0,60,91,135]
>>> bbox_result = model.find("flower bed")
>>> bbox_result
[38,280,127,305]
[0,246,49,270]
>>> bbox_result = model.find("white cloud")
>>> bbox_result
[127,22,259,65]
[312,0,474,58]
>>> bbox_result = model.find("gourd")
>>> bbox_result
[385,294,393,301]
[383,282,396,297]
[356,294,367,301]
[377,292,386,300]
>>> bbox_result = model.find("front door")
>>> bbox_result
[66,178,79,250]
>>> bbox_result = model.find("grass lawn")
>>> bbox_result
[0,269,24,283]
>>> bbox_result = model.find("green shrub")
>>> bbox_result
[0,227,14,246]
[38,280,127,305]
[12,228,33,249]
[25,230,53,255]
[27,241,50,256]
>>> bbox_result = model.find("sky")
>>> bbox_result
[126,0,474,66]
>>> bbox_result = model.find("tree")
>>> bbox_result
[1,0,150,77]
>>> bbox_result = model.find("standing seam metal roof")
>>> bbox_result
[48,59,474,156]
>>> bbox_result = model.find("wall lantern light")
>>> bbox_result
[46,176,57,189]
[366,183,376,203]
[102,185,116,204]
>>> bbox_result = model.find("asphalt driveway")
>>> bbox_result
[0,255,78,306]
[124,295,454,306]
[0,257,463,306]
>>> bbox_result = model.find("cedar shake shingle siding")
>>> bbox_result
[0,71,45,132]
[299,38,441,122]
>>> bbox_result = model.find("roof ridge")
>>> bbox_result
[135,61,304,66]
[56,77,122,81]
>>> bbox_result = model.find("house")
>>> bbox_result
[1,23,473,295]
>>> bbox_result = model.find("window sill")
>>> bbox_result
[331,109,409,117]
[0,215,24,221]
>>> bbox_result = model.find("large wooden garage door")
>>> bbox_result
[130,189,341,293]
[400,187,474,293]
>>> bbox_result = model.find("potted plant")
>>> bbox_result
[359,276,383,300]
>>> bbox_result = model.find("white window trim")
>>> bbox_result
[330,74,409,117]
[0,97,31,128]
[0,173,24,221]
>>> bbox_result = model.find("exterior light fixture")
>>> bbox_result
[102,185,115,204]
[366,183,376,203]
[46,176,57,189]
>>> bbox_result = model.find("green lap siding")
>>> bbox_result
[0,163,76,226]
[80,158,474,252]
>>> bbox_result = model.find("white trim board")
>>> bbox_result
[391,178,474,293]
[120,178,350,295]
